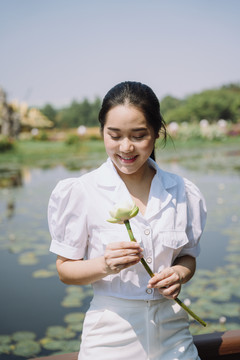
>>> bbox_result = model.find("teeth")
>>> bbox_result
[121,156,135,160]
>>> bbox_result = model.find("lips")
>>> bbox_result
[117,154,138,163]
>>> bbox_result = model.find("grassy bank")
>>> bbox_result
[0,136,239,173]
[157,136,240,172]
[0,139,107,170]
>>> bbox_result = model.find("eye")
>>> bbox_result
[132,134,146,140]
[109,134,120,140]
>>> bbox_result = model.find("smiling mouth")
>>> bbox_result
[117,155,138,163]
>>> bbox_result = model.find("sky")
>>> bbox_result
[1,0,240,108]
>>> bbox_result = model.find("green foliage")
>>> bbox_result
[0,135,15,151]
[54,97,101,128]
[65,134,81,145]
[161,83,240,124]
[31,130,49,141]
[160,95,182,114]
[40,103,57,125]
[38,83,240,129]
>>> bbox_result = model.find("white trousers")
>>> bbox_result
[79,295,200,360]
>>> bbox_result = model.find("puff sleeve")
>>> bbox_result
[179,178,207,258]
[48,178,88,260]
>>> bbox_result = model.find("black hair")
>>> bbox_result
[98,81,167,160]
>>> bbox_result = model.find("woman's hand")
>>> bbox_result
[104,241,143,274]
[147,256,196,300]
[147,267,182,300]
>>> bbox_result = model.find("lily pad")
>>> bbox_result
[190,322,227,336]
[8,243,29,254]
[12,340,41,357]
[62,339,80,352]
[61,296,83,308]
[46,326,76,340]
[41,338,80,352]
[41,338,67,351]
[32,269,56,278]
[12,331,36,342]
[61,286,91,308]
[18,251,39,265]
[0,335,11,344]
[225,254,240,264]
[64,312,85,325]
[0,343,12,354]
[69,323,84,332]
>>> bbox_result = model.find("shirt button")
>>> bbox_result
[146,288,153,294]
[146,257,152,264]
[144,229,150,235]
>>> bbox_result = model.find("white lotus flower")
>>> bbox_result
[107,200,139,224]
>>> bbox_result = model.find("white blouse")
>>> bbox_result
[48,158,207,300]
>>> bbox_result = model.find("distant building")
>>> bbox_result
[0,87,53,138]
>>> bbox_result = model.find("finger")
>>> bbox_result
[158,284,181,299]
[148,273,172,287]
[105,248,143,260]
[148,269,180,288]
[148,278,179,292]
[108,257,142,274]
[117,258,142,270]
[104,251,143,270]
[107,241,143,251]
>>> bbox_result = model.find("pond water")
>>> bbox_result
[0,156,240,359]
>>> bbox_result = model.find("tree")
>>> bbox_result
[163,85,240,124]
[40,104,57,126]
[160,95,182,115]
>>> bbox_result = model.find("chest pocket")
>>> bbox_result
[154,231,190,269]
[160,231,189,249]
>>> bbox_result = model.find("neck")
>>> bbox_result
[115,161,156,216]
[116,161,154,185]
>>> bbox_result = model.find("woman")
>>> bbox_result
[48,81,207,359]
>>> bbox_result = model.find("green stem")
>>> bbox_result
[124,220,207,327]
[175,298,207,327]
[124,220,154,278]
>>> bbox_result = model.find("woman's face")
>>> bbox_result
[103,104,157,177]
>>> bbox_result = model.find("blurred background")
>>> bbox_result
[0,0,240,358]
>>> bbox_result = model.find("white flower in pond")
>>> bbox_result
[219,316,227,324]
[218,183,225,190]
[200,119,209,128]
[107,200,139,224]
[217,119,227,128]
[231,215,238,223]
[77,125,87,136]
[183,298,191,307]
[217,197,224,205]
[168,122,179,134]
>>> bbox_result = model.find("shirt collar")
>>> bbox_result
[144,158,177,220]
[148,158,177,190]
[97,157,177,189]
[97,158,132,204]
[97,158,178,217]
[97,158,122,188]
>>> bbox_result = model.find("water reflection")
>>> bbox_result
[0,167,22,188]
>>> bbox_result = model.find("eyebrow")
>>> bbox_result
[107,127,147,132]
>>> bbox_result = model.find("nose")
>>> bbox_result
[119,137,134,152]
